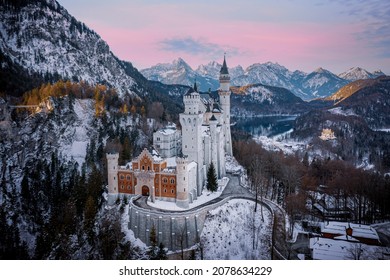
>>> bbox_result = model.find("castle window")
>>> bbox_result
[171,189,174,194]
[121,185,124,190]
[170,178,175,184]
[126,175,130,180]
[164,189,167,193]
[120,175,124,180]
[142,166,144,170]
[163,178,168,183]
[147,166,150,170]
[128,186,131,190]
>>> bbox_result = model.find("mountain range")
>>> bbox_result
[141,59,385,100]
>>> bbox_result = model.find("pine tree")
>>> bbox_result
[156,242,167,260]
[206,162,218,192]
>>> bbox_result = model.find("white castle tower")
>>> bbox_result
[180,83,205,195]
[219,55,233,156]
[209,114,219,176]
[175,157,189,208]
[106,153,119,205]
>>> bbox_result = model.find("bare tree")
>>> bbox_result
[346,243,366,260]
[175,224,187,260]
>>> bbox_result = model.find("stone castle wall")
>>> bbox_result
[128,195,231,250]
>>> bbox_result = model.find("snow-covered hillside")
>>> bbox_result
[200,199,272,260]
[0,0,141,96]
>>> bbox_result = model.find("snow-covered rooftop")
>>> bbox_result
[322,221,380,241]
[309,237,383,260]
[150,147,163,162]
[156,128,177,136]
[166,156,177,168]
[147,177,229,211]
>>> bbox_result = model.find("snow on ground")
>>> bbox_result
[310,237,385,260]
[200,199,272,260]
[147,177,230,211]
[60,99,92,168]
[255,135,307,155]
[372,128,390,132]
[356,157,375,170]
[121,204,147,250]
[328,107,357,116]
[225,155,244,174]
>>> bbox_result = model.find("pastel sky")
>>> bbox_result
[58,0,390,74]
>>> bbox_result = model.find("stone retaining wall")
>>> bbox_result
[128,195,232,250]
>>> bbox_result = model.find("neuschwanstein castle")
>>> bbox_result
[107,57,232,208]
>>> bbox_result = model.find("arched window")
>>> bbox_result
[170,178,175,184]
[121,185,124,190]
[120,175,124,180]
[128,186,131,190]
[171,189,174,194]
[142,166,145,170]
[164,189,167,193]
[126,175,131,180]
[163,178,168,183]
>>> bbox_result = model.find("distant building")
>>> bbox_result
[319,128,336,141]
[153,124,181,158]
[309,237,386,260]
[107,56,233,208]
[321,221,380,245]
[308,221,384,260]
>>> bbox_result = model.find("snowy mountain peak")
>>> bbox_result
[195,61,222,78]
[338,67,373,81]
[313,67,329,74]
[172,57,191,68]
[373,69,386,77]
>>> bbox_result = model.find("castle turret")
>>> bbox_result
[175,157,189,208]
[219,55,233,156]
[106,153,119,205]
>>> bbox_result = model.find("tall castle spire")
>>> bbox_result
[220,54,229,75]
[218,55,232,156]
